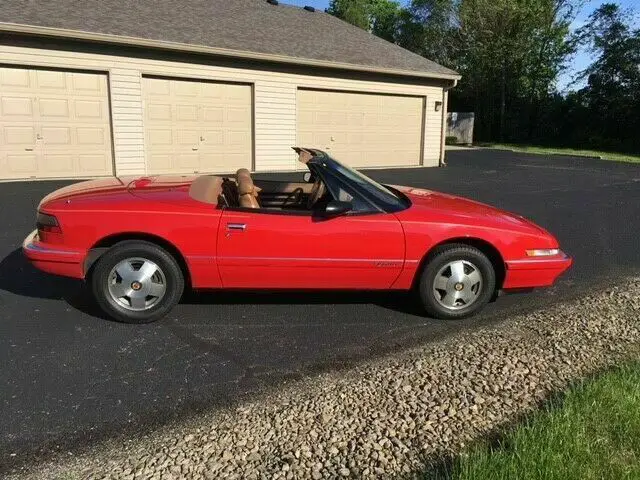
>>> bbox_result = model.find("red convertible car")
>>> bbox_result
[23,148,571,323]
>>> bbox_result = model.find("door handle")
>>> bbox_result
[25,148,34,151]
[226,223,246,231]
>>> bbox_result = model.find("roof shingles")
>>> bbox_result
[0,0,458,79]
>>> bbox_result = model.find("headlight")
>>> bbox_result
[526,248,560,257]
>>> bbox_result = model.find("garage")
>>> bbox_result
[142,77,253,175]
[0,66,113,180]
[1,0,460,180]
[297,89,425,168]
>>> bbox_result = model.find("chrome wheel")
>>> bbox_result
[432,260,483,311]
[107,257,167,311]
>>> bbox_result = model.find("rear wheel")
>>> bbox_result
[90,240,184,323]
[418,244,495,319]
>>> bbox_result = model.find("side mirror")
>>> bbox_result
[324,200,352,217]
[303,172,313,183]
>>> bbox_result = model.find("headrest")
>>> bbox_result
[237,177,262,196]
[236,169,261,197]
[236,168,251,179]
[189,175,223,204]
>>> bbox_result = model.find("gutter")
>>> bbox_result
[0,22,462,82]
[439,79,459,167]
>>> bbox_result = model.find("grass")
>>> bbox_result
[438,364,640,480]
[482,143,640,164]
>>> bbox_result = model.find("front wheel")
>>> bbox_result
[418,244,496,319]
[90,240,184,323]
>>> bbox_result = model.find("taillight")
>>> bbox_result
[36,212,62,234]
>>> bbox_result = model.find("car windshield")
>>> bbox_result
[320,154,408,211]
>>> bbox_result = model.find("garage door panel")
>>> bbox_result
[78,154,111,174]
[5,153,38,174]
[200,83,223,99]
[148,154,171,172]
[4,126,36,145]
[176,153,200,170]
[227,130,250,146]
[38,98,71,118]
[72,72,104,93]
[200,152,248,172]
[176,104,199,122]
[298,89,424,168]
[41,126,71,145]
[143,77,252,175]
[174,81,199,97]
[177,129,200,146]
[145,78,170,96]
[41,153,74,175]
[35,70,67,90]
[202,106,224,123]
[2,96,34,117]
[147,128,172,146]
[201,129,224,146]
[0,67,113,179]
[147,103,172,122]
[77,127,108,146]
[1,68,31,88]
[75,100,105,119]
[227,107,250,124]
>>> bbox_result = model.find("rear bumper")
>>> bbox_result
[503,251,572,289]
[22,230,85,279]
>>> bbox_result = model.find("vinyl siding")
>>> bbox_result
[0,43,446,177]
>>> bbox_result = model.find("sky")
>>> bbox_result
[284,0,639,92]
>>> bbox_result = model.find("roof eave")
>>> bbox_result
[0,22,462,82]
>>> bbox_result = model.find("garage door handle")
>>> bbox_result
[25,148,34,151]
[192,147,199,151]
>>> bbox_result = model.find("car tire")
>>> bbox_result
[418,244,495,320]
[90,240,184,323]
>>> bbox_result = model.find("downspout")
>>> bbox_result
[439,79,458,167]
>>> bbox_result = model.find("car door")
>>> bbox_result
[216,209,405,289]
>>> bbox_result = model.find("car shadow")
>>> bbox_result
[0,248,109,319]
[0,248,427,319]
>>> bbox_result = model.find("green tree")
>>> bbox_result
[327,0,402,41]
[453,0,578,141]
[571,3,640,150]
[396,0,459,66]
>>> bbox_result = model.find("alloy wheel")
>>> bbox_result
[432,260,483,311]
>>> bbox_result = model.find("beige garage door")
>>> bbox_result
[143,77,252,175]
[0,66,113,180]
[297,89,424,168]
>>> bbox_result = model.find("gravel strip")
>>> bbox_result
[9,279,640,480]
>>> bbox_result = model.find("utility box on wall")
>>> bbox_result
[447,112,475,145]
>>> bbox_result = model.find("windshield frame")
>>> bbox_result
[310,152,411,213]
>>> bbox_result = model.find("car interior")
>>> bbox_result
[189,168,333,213]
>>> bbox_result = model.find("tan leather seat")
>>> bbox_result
[189,175,223,205]
[236,168,261,208]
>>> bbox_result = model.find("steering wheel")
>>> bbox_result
[282,188,303,208]
[306,177,326,209]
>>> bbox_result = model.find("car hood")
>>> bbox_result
[394,185,549,235]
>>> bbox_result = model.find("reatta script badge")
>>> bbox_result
[376,261,400,268]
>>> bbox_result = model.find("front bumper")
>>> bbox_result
[23,230,85,279]
[503,251,573,289]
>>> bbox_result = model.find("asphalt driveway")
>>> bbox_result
[1,149,639,470]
